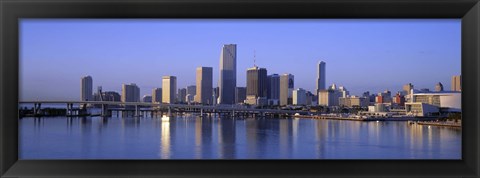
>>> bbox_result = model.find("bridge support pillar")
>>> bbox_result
[135,105,139,117]
[168,107,172,117]
[200,109,203,117]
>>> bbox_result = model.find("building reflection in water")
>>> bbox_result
[160,115,171,159]
[217,117,236,159]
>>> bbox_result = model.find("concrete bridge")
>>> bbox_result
[19,101,310,118]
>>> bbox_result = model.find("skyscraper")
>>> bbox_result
[195,67,213,105]
[218,44,237,104]
[451,75,461,91]
[316,61,326,93]
[246,66,268,98]
[280,74,294,106]
[121,83,140,102]
[435,82,444,92]
[293,88,307,105]
[267,74,280,101]
[162,76,177,104]
[81,75,93,101]
[152,88,162,103]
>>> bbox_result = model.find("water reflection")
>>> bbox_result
[19,116,461,159]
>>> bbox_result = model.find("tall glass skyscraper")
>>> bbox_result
[80,75,93,101]
[316,61,326,94]
[195,67,213,105]
[218,44,237,104]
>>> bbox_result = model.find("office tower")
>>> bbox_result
[306,91,314,105]
[218,44,237,104]
[393,92,405,106]
[246,66,268,98]
[177,88,187,103]
[152,88,162,103]
[338,86,349,98]
[316,61,326,93]
[267,74,280,105]
[376,90,392,104]
[195,67,213,105]
[235,87,246,104]
[162,76,177,104]
[292,88,307,105]
[280,74,294,106]
[80,75,93,101]
[451,75,461,91]
[121,83,140,102]
[318,89,336,106]
[142,95,152,103]
[403,83,414,94]
[435,82,444,92]
[93,86,103,101]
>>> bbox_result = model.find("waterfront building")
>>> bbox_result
[235,87,246,104]
[451,75,461,91]
[246,66,268,105]
[121,83,140,102]
[162,76,177,104]
[152,88,162,103]
[142,95,152,103]
[435,82,444,92]
[316,61,326,93]
[177,88,187,103]
[318,89,340,106]
[218,44,237,104]
[280,73,294,106]
[267,74,280,105]
[81,75,93,101]
[405,90,461,116]
[195,67,213,105]
[292,88,307,105]
[339,96,369,107]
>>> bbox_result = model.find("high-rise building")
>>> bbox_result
[121,83,140,102]
[235,87,246,104]
[451,75,461,91]
[293,88,307,105]
[218,44,237,104]
[102,91,121,102]
[267,74,280,104]
[195,67,213,105]
[316,61,326,93]
[152,88,162,103]
[435,82,444,92]
[318,89,337,106]
[280,74,294,106]
[187,85,196,96]
[162,76,177,104]
[177,88,187,103]
[246,66,268,98]
[81,75,93,101]
[403,83,414,95]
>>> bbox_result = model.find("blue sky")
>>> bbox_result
[19,19,461,101]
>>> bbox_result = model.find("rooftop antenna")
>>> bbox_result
[253,50,257,67]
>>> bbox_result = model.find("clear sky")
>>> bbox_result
[19,19,461,101]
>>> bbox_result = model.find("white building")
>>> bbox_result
[162,76,177,104]
[405,91,461,116]
[218,44,237,104]
[292,88,306,105]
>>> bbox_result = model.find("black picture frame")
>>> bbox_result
[1,0,479,177]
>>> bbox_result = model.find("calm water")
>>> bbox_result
[19,115,461,159]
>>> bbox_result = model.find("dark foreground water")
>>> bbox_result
[19,116,461,159]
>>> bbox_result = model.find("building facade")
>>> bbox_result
[162,76,177,104]
[218,44,237,104]
[195,67,213,105]
[292,88,307,105]
[121,83,140,102]
[451,75,461,91]
[245,66,267,105]
[152,88,162,103]
[280,74,294,106]
[177,88,187,103]
[235,87,246,104]
[81,75,93,101]
[267,74,280,102]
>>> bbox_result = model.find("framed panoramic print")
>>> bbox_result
[1,0,479,177]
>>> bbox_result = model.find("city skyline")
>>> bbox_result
[20,19,461,100]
